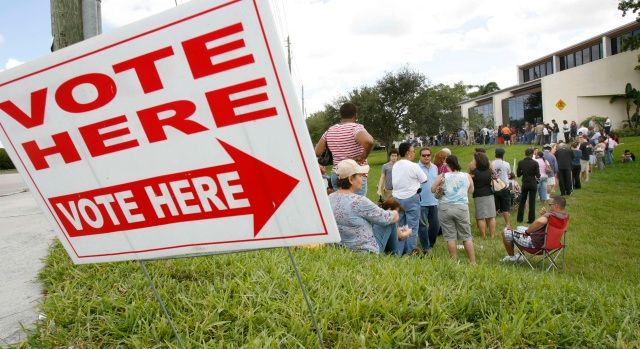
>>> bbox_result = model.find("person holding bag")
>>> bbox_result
[470,152,497,239]
[314,102,374,196]
[491,148,512,229]
[431,155,476,265]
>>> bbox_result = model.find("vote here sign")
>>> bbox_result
[0,0,340,264]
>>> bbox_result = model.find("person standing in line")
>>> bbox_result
[605,133,618,165]
[562,120,570,143]
[501,125,512,146]
[551,120,560,143]
[417,147,440,252]
[578,135,592,183]
[434,149,451,175]
[570,121,578,140]
[492,148,512,228]
[542,144,558,195]
[517,148,540,224]
[571,141,582,190]
[534,149,550,204]
[315,102,374,196]
[470,152,497,239]
[392,143,428,256]
[594,136,607,170]
[534,122,545,145]
[431,155,476,265]
[604,117,612,135]
[457,129,467,146]
[577,124,589,139]
[554,143,574,196]
[377,148,398,200]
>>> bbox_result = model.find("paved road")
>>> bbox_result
[0,173,55,347]
[0,172,26,196]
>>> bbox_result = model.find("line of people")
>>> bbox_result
[314,103,614,265]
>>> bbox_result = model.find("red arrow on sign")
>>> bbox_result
[49,140,299,238]
[218,139,299,236]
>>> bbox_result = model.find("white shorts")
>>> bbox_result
[589,155,596,165]
[547,177,556,186]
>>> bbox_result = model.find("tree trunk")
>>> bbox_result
[51,0,84,51]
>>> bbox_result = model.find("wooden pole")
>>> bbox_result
[50,0,84,51]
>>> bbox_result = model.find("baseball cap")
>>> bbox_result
[334,159,370,179]
[543,144,551,149]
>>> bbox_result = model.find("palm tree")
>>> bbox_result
[466,82,500,98]
[610,83,640,129]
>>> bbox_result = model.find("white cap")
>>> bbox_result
[334,159,370,179]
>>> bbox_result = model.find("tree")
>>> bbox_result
[610,82,640,128]
[373,67,427,149]
[410,82,467,134]
[618,0,640,21]
[0,148,16,170]
[305,111,332,144]
[466,82,500,98]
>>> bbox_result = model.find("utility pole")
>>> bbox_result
[286,35,291,72]
[51,0,83,51]
[51,0,102,51]
[82,0,102,40]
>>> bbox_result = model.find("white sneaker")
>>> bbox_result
[513,252,524,262]
[501,255,515,262]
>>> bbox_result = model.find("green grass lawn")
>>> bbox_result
[13,138,640,348]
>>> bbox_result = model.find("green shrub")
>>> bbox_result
[0,148,16,170]
[615,127,640,137]
[579,115,607,128]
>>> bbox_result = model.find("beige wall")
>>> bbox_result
[541,49,640,129]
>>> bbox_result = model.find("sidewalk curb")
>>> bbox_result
[0,188,27,197]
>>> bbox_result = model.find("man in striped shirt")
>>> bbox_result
[315,102,374,196]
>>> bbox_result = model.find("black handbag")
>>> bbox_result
[318,148,333,166]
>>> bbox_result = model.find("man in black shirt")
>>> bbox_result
[517,148,540,224]
[555,143,574,196]
[579,136,592,183]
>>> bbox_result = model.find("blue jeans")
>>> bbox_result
[373,222,399,255]
[394,194,421,255]
[418,205,439,249]
[605,149,614,165]
[537,177,548,202]
[331,172,367,196]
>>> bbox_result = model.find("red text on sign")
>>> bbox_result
[0,22,279,171]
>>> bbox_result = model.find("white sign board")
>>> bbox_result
[0,0,339,264]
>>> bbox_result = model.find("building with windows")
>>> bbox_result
[460,21,640,132]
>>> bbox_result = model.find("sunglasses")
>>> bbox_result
[421,154,431,157]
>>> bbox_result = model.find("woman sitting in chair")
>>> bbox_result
[501,195,568,262]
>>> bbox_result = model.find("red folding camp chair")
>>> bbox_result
[514,214,569,271]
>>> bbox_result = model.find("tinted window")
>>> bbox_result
[575,51,582,66]
[611,37,618,55]
[592,44,601,60]
[582,48,590,64]
[546,61,553,74]
[540,63,546,76]
[534,65,540,78]
[523,69,530,82]
[567,54,575,68]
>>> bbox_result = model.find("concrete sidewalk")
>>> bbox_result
[0,173,55,347]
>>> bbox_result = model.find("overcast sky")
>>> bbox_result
[0,0,633,147]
